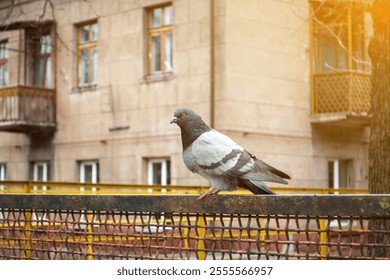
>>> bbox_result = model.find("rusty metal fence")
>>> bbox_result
[1,194,390,260]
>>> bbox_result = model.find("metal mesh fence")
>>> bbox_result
[1,194,389,260]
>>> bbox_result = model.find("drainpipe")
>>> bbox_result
[210,0,215,128]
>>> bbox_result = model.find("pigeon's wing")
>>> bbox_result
[192,130,289,184]
[191,130,246,176]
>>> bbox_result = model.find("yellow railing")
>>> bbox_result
[0,180,369,195]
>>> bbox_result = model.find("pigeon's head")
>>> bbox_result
[171,108,211,148]
[170,108,202,128]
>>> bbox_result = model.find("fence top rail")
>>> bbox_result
[0,194,389,216]
[0,180,369,194]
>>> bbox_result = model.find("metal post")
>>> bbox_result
[23,209,32,259]
[196,215,206,260]
[319,218,327,259]
[87,211,94,260]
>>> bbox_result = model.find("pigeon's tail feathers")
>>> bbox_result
[238,179,275,194]
[254,159,290,183]
[261,161,291,180]
[238,159,290,185]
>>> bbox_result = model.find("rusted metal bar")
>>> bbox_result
[0,194,389,216]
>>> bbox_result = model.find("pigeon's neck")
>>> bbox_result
[180,121,211,150]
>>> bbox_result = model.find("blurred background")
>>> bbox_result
[0,0,374,193]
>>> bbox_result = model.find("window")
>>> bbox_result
[0,163,6,191]
[30,162,50,220]
[78,160,99,226]
[32,34,52,87]
[328,159,354,227]
[77,21,98,87]
[328,159,352,192]
[0,163,6,180]
[0,163,7,219]
[31,162,50,192]
[147,4,173,74]
[147,158,171,186]
[0,41,9,87]
[79,160,99,192]
[312,3,371,73]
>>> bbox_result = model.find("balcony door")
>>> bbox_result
[27,27,53,88]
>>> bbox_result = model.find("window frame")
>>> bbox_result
[0,163,6,180]
[31,161,51,192]
[0,40,9,87]
[30,161,50,218]
[312,3,371,73]
[0,163,6,191]
[76,20,98,88]
[147,158,171,186]
[79,160,99,192]
[33,162,50,181]
[328,159,352,193]
[32,33,52,88]
[146,3,173,75]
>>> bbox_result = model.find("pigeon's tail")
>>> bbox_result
[238,179,275,195]
[254,159,291,181]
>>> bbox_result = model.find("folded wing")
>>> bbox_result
[191,130,290,186]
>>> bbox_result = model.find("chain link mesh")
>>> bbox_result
[1,204,389,260]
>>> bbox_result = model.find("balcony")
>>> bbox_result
[311,72,370,125]
[0,86,56,133]
[0,20,56,134]
[310,2,372,126]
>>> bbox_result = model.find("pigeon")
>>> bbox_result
[170,108,290,199]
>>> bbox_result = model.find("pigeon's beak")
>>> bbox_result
[170,117,177,124]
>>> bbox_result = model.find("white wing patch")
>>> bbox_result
[191,130,247,175]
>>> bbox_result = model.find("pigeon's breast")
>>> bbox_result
[182,144,197,173]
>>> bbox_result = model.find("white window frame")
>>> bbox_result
[78,160,99,226]
[143,158,172,232]
[147,158,171,193]
[147,4,173,75]
[329,159,351,227]
[329,159,351,193]
[330,159,340,191]
[0,40,9,87]
[33,34,52,88]
[147,158,170,185]
[79,160,99,192]
[31,162,50,221]
[32,162,50,192]
[0,163,6,191]
[77,20,98,87]
[0,164,6,219]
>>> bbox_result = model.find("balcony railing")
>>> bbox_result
[0,85,56,133]
[311,72,371,125]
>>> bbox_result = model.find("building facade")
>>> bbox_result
[0,0,372,190]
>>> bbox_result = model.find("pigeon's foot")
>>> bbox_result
[199,188,220,200]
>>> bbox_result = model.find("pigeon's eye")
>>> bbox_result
[180,112,186,118]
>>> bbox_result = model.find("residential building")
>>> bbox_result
[0,0,372,190]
